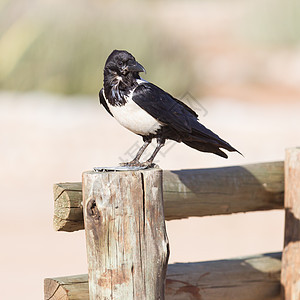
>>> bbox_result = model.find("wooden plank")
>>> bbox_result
[45,252,282,300]
[82,168,169,299]
[164,160,283,219]
[44,274,89,300]
[53,183,83,232]
[54,161,284,232]
[281,147,300,299]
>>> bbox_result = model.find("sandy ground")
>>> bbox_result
[1,91,299,299]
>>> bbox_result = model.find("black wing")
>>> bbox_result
[132,83,221,140]
[99,88,113,117]
[132,83,241,156]
[132,83,198,133]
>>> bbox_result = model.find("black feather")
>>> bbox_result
[132,82,240,155]
[99,88,113,117]
[183,140,229,158]
[132,83,196,133]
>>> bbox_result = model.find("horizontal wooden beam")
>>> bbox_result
[44,252,281,300]
[54,161,284,232]
[54,183,83,232]
[44,274,88,300]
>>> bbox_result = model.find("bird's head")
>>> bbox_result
[104,50,146,78]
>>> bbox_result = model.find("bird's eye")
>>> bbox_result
[117,61,123,67]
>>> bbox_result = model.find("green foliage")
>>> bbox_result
[241,0,300,46]
[0,1,193,95]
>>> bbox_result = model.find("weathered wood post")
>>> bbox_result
[281,147,300,299]
[82,167,169,300]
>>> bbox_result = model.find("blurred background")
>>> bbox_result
[1,0,300,298]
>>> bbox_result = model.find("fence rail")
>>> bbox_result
[45,252,281,300]
[53,161,284,232]
[46,148,300,299]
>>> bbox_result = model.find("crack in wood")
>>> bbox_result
[87,199,101,223]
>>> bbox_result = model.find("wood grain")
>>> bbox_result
[82,168,169,299]
[45,252,282,300]
[53,161,284,232]
[44,274,88,300]
[53,183,83,232]
[281,148,300,299]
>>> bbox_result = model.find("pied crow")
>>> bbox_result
[99,49,241,167]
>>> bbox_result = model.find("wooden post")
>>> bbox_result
[281,147,300,299]
[82,167,169,300]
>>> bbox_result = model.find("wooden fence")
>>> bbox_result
[44,147,300,299]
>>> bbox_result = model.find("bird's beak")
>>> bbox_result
[126,61,146,73]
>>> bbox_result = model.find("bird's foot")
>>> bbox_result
[119,160,156,169]
[119,160,141,167]
[139,160,156,168]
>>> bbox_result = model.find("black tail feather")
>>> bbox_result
[183,140,229,158]
[183,120,242,158]
[183,136,242,158]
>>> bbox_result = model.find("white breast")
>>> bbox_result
[105,88,162,136]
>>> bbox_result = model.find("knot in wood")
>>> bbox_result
[87,199,101,222]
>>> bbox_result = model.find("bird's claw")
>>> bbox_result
[119,160,141,167]
[119,160,155,168]
[140,161,155,168]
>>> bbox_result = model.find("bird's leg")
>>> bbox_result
[132,139,151,162]
[120,139,151,166]
[142,138,165,167]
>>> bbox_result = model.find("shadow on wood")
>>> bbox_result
[53,161,284,232]
[44,252,282,300]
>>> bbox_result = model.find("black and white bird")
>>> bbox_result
[99,50,241,167]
